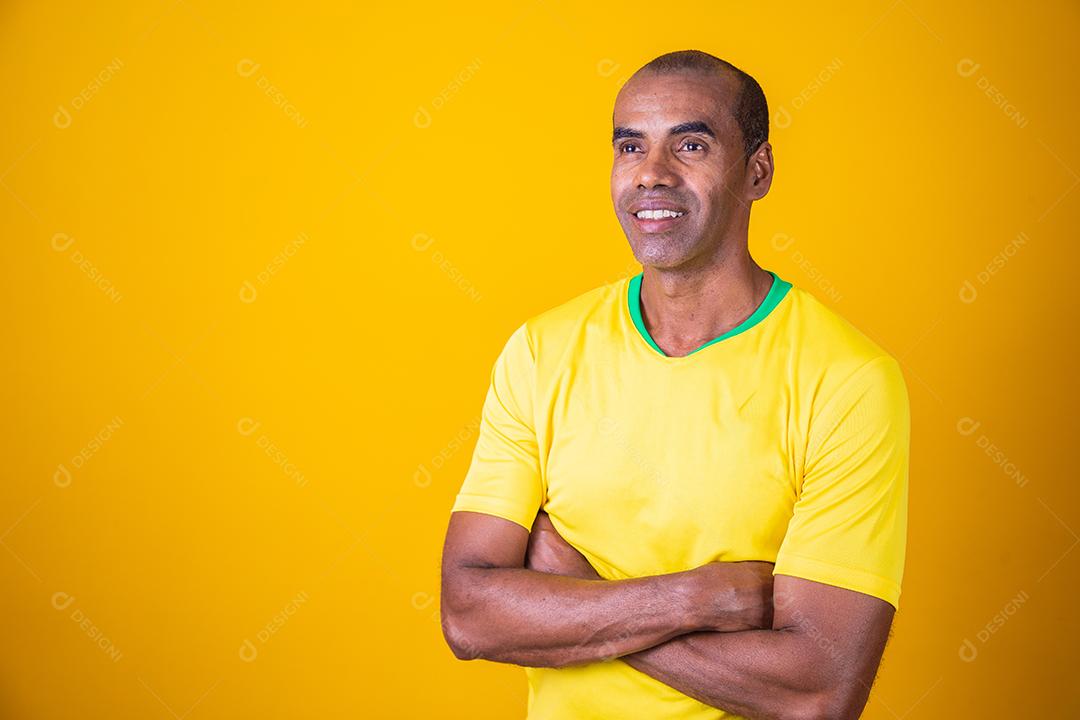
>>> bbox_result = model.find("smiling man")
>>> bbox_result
[440,50,910,720]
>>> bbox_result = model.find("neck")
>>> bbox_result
[638,248,772,358]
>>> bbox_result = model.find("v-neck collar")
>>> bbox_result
[627,270,792,358]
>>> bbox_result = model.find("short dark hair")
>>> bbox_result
[636,50,769,162]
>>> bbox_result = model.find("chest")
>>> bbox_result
[537,359,802,578]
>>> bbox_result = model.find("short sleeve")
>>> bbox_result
[774,356,911,610]
[450,322,544,531]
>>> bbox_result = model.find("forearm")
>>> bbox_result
[442,565,702,669]
[621,629,852,720]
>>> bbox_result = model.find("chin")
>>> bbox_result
[630,235,698,269]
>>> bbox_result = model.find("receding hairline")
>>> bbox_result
[612,69,744,142]
[625,63,743,92]
[614,51,770,161]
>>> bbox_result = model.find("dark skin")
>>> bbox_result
[441,67,895,719]
[441,511,774,668]
[611,68,776,357]
[525,511,893,720]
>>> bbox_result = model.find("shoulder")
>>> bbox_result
[515,277,626,355]
[485,276,625,374]
[785,283,903,376]
[781,284,909,421]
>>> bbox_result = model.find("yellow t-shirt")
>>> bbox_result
[450,270,910,720]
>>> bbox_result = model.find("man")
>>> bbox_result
[440,49,910,720]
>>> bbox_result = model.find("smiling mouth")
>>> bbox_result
[633,209,686,220]
[630,209,688,230]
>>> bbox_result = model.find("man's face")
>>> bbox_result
[611,70,751,269]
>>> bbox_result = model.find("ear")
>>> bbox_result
[745,141,774,201]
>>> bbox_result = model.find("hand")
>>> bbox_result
[525,511,602,580]
[689,561,775,632]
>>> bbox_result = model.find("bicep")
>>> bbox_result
[772,574,894,702]
[442,510,532,574]
[439,510,535,660]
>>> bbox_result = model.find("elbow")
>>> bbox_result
[441,605,487,662]
[442,603,567,668]
[786,687,868,720]
[446,632,484,662]
[440,581,498,662]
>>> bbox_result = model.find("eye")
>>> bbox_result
[618,143,642,154]
[681,140,705,152]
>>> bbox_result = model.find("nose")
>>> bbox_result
[634,146,681,189]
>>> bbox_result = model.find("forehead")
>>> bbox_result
[613,70,739,137]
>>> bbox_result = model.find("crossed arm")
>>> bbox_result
[440,510,895,720]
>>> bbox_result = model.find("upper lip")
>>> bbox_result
[628,200,688,214]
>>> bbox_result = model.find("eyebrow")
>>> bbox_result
[612,121,717,144]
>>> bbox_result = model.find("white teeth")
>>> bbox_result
[635,209,684,219]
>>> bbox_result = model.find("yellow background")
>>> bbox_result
[2,1,1077,717]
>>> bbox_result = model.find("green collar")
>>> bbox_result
[628,270,792,357]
